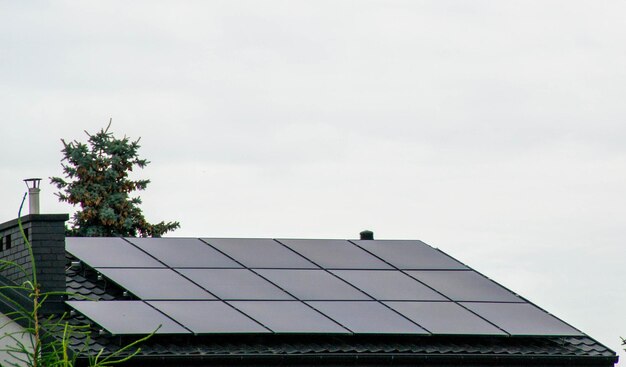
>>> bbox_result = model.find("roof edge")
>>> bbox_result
[83,351,618,366]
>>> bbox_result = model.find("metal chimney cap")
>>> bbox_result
[24,178,42,214]
[24,178,42,189]
[360,230,374,240]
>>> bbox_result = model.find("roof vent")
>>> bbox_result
[360,230,374,240]
[24,178,41,215]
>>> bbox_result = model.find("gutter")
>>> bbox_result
[76,351,618,367]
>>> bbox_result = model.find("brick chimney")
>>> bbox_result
[0,214,68,314]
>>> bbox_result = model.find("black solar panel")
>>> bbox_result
[307,301,428,334]
[66,237,164,268]
[203,238,318,268]
[461,302,583,336]
[67,301,189,334]
[128,238,241,268]
[255,269,371,300]
[95,268,215,300]
[65,237,585,338]
[229,301,349,333]
[385,301,506,335]
[330,270,446,301]
[148,301,270,333]
[407,270,523,302]
[178,269,293,300]
[353,240,468,270]
[278,239,392,269]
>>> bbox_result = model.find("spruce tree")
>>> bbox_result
[50,121,180,237]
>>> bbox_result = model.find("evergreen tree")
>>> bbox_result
[50,121,180,237]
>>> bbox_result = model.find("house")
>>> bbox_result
[0,213,618,366]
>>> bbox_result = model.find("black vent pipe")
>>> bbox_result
[359,230,374,240]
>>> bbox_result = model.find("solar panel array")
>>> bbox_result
[66,237,583,337]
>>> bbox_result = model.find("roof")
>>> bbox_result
[60,237,617,366]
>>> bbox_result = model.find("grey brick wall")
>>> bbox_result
[0,214,68,314]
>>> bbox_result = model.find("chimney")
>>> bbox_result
[0,182,68,314]
[360,230,374,240]
[24,178,41,215]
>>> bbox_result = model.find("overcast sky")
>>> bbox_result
[1,0,625,361]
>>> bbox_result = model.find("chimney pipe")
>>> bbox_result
[360,230,374,240]
[23,178,42,215]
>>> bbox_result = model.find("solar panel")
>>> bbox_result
[330,270,446,301]
[229,301,349,333]
[255,269,371,300]
[67,301,189,335]
[385,301,506,335]
[353,240,468,270]
[65,236,585,339]
[149,301,270,333]
[278,239,392,269]
[307,301,428,334]
[461,302,584,336]
[66,237,164,268]
[96,268,215,300]
[177,269,293,300]
[407,271,523,302]
[203,238,318,268]
[127,238,241,268]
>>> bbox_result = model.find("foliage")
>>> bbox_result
[0,194,153,366]
[50,121,179,237]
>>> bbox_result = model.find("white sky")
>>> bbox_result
[1,0,625,362]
